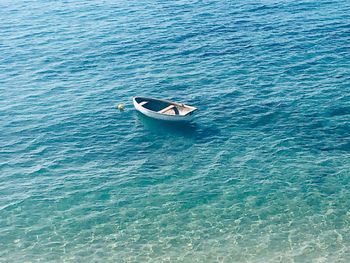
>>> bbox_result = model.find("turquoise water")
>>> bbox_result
[1,0,350,261]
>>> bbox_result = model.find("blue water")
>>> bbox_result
[1,0,350,261]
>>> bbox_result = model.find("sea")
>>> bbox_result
[1,0,350,262]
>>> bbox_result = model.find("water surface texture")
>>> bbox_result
[1,0,350,262]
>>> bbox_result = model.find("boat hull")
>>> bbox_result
[133,97,195,122]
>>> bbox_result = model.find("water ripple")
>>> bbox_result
[1,0,350,262]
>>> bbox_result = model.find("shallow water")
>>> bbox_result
[1,0,350,262]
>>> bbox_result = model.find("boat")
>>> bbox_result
[133,96,197,121]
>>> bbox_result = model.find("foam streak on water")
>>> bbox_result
[1,0,350,262]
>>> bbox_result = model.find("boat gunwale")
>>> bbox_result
[133,96,197,117]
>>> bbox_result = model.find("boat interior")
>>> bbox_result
[135,97,196,116]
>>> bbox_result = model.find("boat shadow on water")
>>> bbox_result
[135,112,221,142]
[136,112,197,137]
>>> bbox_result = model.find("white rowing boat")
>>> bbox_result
[133,96,197,121]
